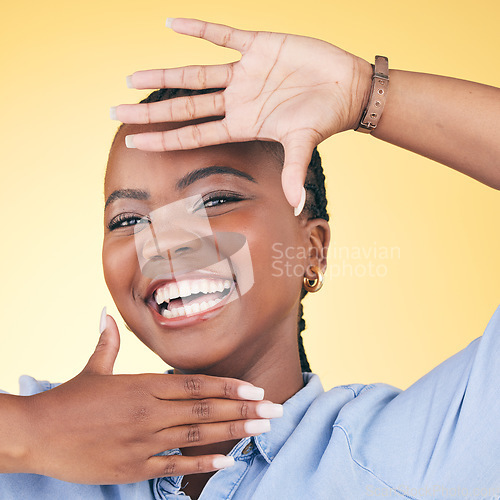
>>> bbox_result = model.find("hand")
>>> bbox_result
[114,18,372,208]
[17,312,277,484]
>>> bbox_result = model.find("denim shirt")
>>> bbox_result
[1,305,500,499]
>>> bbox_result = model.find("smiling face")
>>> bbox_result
[103,122,329,379]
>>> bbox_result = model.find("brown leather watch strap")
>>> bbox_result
[355,56,389,133]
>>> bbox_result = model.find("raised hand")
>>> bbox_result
[5,312,278,484]
[113,18,372,208]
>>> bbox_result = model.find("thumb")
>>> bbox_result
[83,307,120,375]
[281,135,316,211]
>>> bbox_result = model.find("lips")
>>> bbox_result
[147,274,236,322]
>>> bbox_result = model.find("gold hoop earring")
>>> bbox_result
[303,265,324,293]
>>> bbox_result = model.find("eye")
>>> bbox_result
[193,191,246,213]
[107,213,150,231]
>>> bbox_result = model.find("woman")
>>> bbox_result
[0,18,499,500]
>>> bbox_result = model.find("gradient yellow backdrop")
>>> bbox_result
[0,0,498,395]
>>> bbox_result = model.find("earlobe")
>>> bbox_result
[303,265,324,292]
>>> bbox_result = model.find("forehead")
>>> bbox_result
[105,123,283,198]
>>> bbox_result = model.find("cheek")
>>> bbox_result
[245,213,307,301]
[102,238,138,305]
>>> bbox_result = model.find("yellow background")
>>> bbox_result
[0,0,499,394]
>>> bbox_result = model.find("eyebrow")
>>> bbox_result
[175,166,257,190]
[105,166,257,209]
[105,188,149,209]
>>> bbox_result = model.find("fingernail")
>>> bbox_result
[110,106,117,120]
[126,75,134,89]
[166,17,175,29]
[125,135,136,149]
[294,187,306,216]
[256,403,283,419]
[212,456,235,470]
[244,419,271,435]
[237,385,265,401]
[99,307,107,334]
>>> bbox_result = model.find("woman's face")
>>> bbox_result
[103,122,327,376]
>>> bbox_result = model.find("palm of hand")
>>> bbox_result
[223,32,360,146]
[119,19,370,206]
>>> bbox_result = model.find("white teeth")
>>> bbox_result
[179,282,190,298]
[160,296,225,320]
[169,282,180,300]
[154,277,234,310]
[170,306,186,317]
[161,308,173,318]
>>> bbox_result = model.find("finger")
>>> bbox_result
[149,374,264,402]
[170,18,256,53]
[160,399,283,427]
[128,64,234,90]
[83,308,120,375]
[126,120,232,151]
[115,91,225,125]
[156,419,271,451]
[145,453,235,479]
[281,136,317,208]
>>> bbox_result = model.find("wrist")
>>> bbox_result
[349,58,373,131]
[0,394,33,473]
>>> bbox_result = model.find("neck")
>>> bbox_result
[177,352,303,497]
[177,361,303,455]
[174,315,305,499]
[174,321,305,401]
[175,315,305,457]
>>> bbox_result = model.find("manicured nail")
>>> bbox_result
[256,403,283,419]
[166,17,175,28]
[244,419,271,435]
[212,456,235,470]
[294,187,306,216]
[110,106,117,120]
[237,385,265,401]
[126,75,134,89]
[125,135,136,149]
[99,307,107,334]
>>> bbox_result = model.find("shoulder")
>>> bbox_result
[317,304,500,496]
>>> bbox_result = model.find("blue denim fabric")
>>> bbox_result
[1,305,499,499]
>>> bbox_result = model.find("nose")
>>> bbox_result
[142,228,203,260]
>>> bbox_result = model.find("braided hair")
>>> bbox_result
[124,87,329,373]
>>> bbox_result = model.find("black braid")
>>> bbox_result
[298,148,329,372]
[297,302,311,372]
[120,87,329,373]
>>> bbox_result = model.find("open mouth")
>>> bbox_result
[151,277,234,319]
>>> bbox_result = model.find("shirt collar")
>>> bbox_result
[252,372,324,464]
